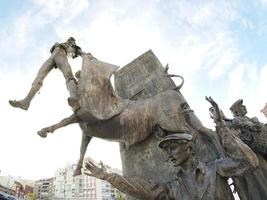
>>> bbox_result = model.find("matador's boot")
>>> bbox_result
[9,99,30,110]
[9,84,40,110]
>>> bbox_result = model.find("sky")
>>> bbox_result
[1,0,267,181]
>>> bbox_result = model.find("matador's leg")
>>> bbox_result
[37,114,79,138]
[73,132,92,176]
[52,48,80,111]
[53,49,77,98]
[9,58,55,110]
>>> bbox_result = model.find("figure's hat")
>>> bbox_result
[68,37,75,41]
[230,99,243,112]
[158,133,193,149]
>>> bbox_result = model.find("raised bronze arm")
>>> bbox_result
[84,159,168,199]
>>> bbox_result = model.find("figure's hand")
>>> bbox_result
[205,96,218,109]
[84,160,108,180]
[206,96,223,123]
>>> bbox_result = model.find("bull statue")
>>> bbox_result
[37,52,191,176]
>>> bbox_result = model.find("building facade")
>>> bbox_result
[0,184,15,196]
[0,176,34,199]
[53,161,124,200]
[1,162,125,200]
[34,178,54,200]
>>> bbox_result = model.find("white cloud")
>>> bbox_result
[259,0,267,8]
[207,31,239,79]
[246,64,267,121]
[227,64,245,98]
[32,0,89,21]
[221,62,267,122]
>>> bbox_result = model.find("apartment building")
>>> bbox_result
[53,161,124,200]
[34,178,54,200]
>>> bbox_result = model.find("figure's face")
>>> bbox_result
[239,105,247,116]
[163,140,191,166]
[233,105,247,117]
[66,45,76,58]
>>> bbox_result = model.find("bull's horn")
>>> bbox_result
[166,74,184,90]
[164,64,169,73]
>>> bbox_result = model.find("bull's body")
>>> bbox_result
[78,89,187,148]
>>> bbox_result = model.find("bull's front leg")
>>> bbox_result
[73,131,92,176]
[37,114,79,138]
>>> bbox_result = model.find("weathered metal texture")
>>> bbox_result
[84,90,191,148]
[226,118,267,199]
[35,50,224,197]
[75,53,192,148]
[78,55,129,121]
[232,154,267,200]
[115,50,176,99]
[114,50,188,199]
[234,117,267,159]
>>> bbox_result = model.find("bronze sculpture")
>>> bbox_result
[228,99,267,159]
[35,52,187,176]
[224,99,267,200]
[9,40,264,199]
[9,37,83,111]
[83,97,258,199]
[208,98,267,200]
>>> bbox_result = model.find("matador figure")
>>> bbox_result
[9,37,84,111]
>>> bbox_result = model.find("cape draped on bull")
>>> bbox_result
[78,54,129,121]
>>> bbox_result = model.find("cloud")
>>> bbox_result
[258,0,267,8]
[31,0,89,21]
[207,32,239,79]
[227,63,246,99]
[221,62,267,122]
[246,64,267,120]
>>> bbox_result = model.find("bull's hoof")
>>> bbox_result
[37,130,48,138]
[73,168,82,176]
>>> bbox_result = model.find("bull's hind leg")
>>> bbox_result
[73,133,92,176]
[37,114,79,138]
